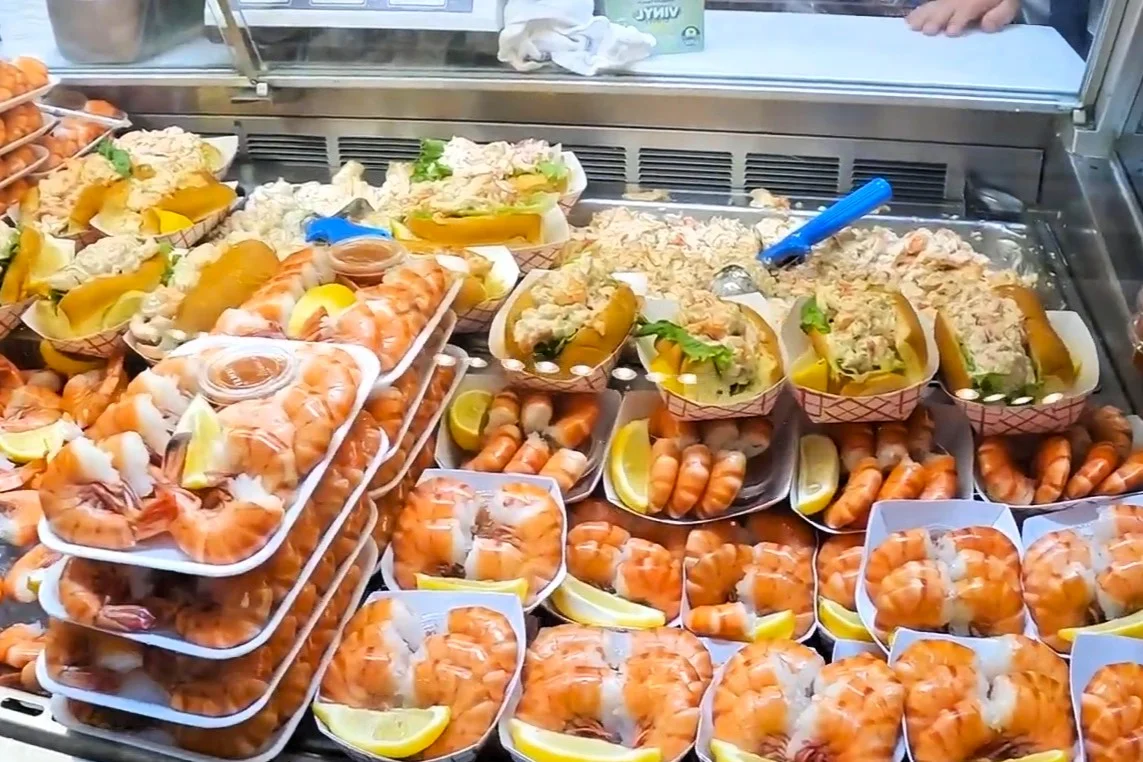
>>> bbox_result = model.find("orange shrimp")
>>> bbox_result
[1033,435,1071,504]
[977,436,1035,505]
[464,424,522,471]
[817,533,865,610]
[876,421,909,472]
[1084,405,1133,459]
[872,559,951,632]
[668,444,712,518]
[1022,529,1095,653]
[3,543,60,603]
[835,423,875,474]
[58,557,177,632]
[547,394,600,449]
[44,621,145,693]
[61,350,127,428]
[864,527,934,599]
[919,453,958,500]
[877,456,926,500]
[1082,662,1143,762]
[484,390,520,434]
[906,405,936,460]
[566,522,682,618]
[174,574,275,648]
[1096,450,1143,496]
[697,450,746,517]
[0,490,42,547]
[168,476,285,565]
[503,433,551,475]
[824,457,882,529]
[647,438,681,514]
[538,448,588,494]
[648,406,699,447]
[520,392,554,434]
[1065,441,1121,499]
[0,459,45,493]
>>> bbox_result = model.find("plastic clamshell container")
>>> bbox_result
[377,311,456,462]
[50,538,378,762]
[37,335,381,576]
[434,374,621,504]
[0,77,58,115]
[378,468,568,614]
[37,505,377,728]
[313,589,527,762]
[0,109,58,157]
[601,390,798,525]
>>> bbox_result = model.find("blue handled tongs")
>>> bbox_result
[303,198,393,245]
[758,177,893,267]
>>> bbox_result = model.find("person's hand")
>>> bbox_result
[906,0,1020,36]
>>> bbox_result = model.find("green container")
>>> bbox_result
[602,0,704,55]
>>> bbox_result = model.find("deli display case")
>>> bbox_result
[3,0,1143,761]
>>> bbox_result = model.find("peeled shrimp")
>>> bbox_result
[669,444,712,518]
[817,533,864,610]
[503,433,550,475]
[919,453,958,500]
[976,436,1035,505]
[647,438,681,514]
[464,424,522,471]
[567,521,683,618]
[61,350,127,428]
[835,423,875,474]
[1085,405,1133,459]
[877,456,926,500]
[546,394,600,450]
[906,406,936,460]
[0,489,42,547]
[1096,451,1143,496]
[168,475,285,565]
[3,544,60,603]
[824,457,882,529]
[1082,662,1143,762]
[520,392,554,434]
[1033,435,1071,504]
[702,420,739,452]
[58,557,176,632]
[876,422,909,472]
[1022,528,1095,652]
[0,622,45,692]
[44,620,145,693]
[697,450,746,517]
[485,390,520,434]
[538,448,588,493]
[648,406,699,447]
[1065,441,1121,499]
[737,417,773,458]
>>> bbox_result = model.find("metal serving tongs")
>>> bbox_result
[303,198,392,244]
[711,177,893,297]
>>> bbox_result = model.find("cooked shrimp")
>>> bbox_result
[876,422,909,472]
[1033,435,1071,504]
[175,573,275,648]
[919,453,958,500]
[737,417,773,458]
[877,456,926,500]
[0,458,45,494]
[1085,405,1133,459]
[1065,441,1121,499]
[1,385,64,432]
[1096,451,1143,496]
[647,438,681,514]
[520,392,554,434]
[648,406,699,447]
[939,526,1024,635]
[1022,529,1095,652]
[86,393,173,455]
[484,390,520,434]
[864,527,935,599]
[538,448,588,493]
[168,475,285,565]
[567,521,682,618]
[1095,533,1143,620]
[685,542,753,607]
[3,544,60,603]
[44,620,145,692]
[669,444,712,518]
[817,533,864,610]
[0,490,42,547]
[976,436,1035,505]
[546,394,600,449]
[161,648,275,717]
[61,351,127,429]
[824,457,882,529]
[835,423,875,474]
[0,623,45,671]
[464,424,522,471]
[58,557,176,632]
[1082,662,1143,762]
[503,433,551,475]
[697,450,746,517]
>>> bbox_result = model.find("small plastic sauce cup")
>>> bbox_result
[200,344,297,405]
[329,236,407,286]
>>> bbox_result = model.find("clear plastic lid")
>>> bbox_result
[328,236,407,285]
[199,344,298,405]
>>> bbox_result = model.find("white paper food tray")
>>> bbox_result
[89,181,241,251]
[37,336,381,576]
[452,246,520,335]
[601,390,798,525]
[37,506,376,729]
[974,415,1143,514]
[887,628,1079,762]
[0,77,58,115]
[0,144,49,191]
[0,110,58,157]
[49,539,377,762]
[1069,632,1143,762]
[558,151,587,212]
[38,421,392,658]
[371,264,464,392]
[792,401,975,535]
[780,295,939,424]
[313,590,526,762]
[503,205,570,273]
[435,375,621,505]
[856,500,1026,653]
[22,300,128,358]
[379,468,568,613]
[207,136,239,178]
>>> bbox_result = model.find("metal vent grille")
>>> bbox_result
[853,159,947,203]
[338,137,421,171]
[563,144,625,184]
[245,134,327,167]
[638,148,732,193]
[745,153,840,196]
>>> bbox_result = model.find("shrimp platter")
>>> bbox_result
[383,471,566,610]
[38,336,378,572]
[795,404,972,533]
[816,533,872,643]
[682,511,816,643]
[698,642,905,762]
[1021,501,1143,653]
[505,624,713,762]
[1072,633,1143,762]
[438,380,620,502]
[889,631,1075,762]
[856,500,1026,646]
[976,404,1143,508]
[315,591,525,761]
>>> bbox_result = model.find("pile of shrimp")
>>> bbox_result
[212,247,337,338]
[1023,503,1143,652]
[391,476,563,605]
[978,405,1140,504]
[1,543,59,604]
[0,351,127,440]
[39,343,362,563]
[864,525,1024,637]
[372,356,457,492]
[514,625,713,761]
[0,622,45,693]
[893,635,1074,762]
[366,317,454,447]
[463,389,599,494]
[819,406,958,530]
[642,406,772,519]
[1081,661,1143,762]
[299,257,456,372]
[710,642,904,762]
[816,533,865,616]
[564,499,687,619]
[321,598,519,757]
[372,438,436,555]
[683,511,815,641]
[66,551,367,759]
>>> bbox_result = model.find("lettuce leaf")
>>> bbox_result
[799,297,830,335]
[536,159,568,184]
[411,139,453,182]
[97,139,132,178]
[635,319,733,372]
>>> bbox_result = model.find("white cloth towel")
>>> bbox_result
[498,0,656,76]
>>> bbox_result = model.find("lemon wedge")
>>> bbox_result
[448,389,492,453]
[39,341,102,376]
[818,598,873,642]
[100,289,147,330]
[414,573,528,602]
[313,704,450,758]
[710,739,779,762]
[454,276,489,314]
[551,575,666,629]
[750,610,797,641]
[28,301,73,339]
[287,283,357,339]
[609,418,651,512]
[0,419,77,463]
[175,394,223,490]
[510,719,661,762]
[796,434,838,516]
[27,235,73,286]
[156,210,193,234]
[1059,610,1143,642]
[791,354,830,392]
[999,752,1070,762]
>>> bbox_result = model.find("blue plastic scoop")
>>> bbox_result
[303,198,392,245]
[758,177,893,267]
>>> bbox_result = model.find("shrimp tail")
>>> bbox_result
[1095,451,1143,496]
[546,394,599,449]
[537,448,588,493]
[976,437,1035,505]
[919,453,958,500]
[824,457,882,529]
[684,602,750,640]
[877,456,926,500]
[1064,441,1120,499]
[503,434,551,475]
[1032,435,1071,504]
[463,425,523,472]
